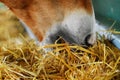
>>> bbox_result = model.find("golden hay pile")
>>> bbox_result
[0,9,26,41]
[0,36,119,80]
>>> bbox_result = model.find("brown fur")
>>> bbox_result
[0,0,93,41]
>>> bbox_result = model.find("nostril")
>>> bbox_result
[84,34,92,46]
[56,36,66,44]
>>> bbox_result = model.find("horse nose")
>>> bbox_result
[84,34,96,46]
[48,29,96,46]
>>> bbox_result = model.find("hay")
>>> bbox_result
[0,9,26,41]
[0,36,119,80]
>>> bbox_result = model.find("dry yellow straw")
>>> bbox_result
[0,36,119,80]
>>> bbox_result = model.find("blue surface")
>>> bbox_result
[92,0,120,22]
[112,39,120,49]
[92,0,120,31]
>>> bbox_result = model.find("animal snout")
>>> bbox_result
[48,28,96,46]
